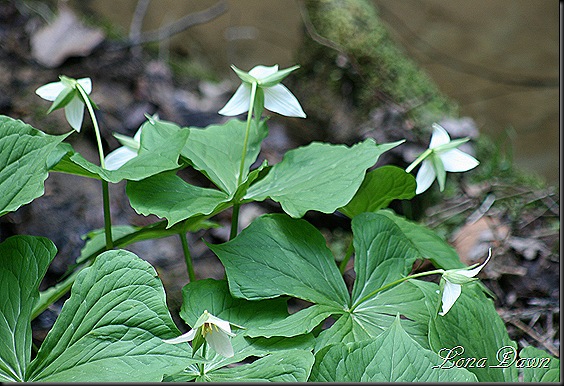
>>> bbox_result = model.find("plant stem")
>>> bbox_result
[230,81,258,240]
[339,239,354,274]
[179,232,196,282]
[405,148,432,173]
[350,268,444,312]
[77,84,113,249]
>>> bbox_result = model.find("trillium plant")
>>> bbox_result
[0,64,559,383]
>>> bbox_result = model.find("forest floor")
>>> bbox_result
[0,1,559,359]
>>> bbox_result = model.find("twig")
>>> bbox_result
[507,317,560,357]
[128,1,228,46]
[129,0,151,57]
[129,0,151,43]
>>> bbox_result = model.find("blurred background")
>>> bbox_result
[69,0,559,183]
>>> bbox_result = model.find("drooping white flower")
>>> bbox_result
[410,123,479,194]
[439,248,492,316]
[36,76,92,132]
[163,310,236,358]
[218,64,306,118]
[104,128,142,170]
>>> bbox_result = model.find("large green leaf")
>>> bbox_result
[212,212,437,352]
[202,350,314,382]
[181,119,268,195]
[429,282,518,382]
[520,346,560,382]
[51,118,189,183]
[350,212,419,303]
[209,214,349,308]
[377,209,466,269]
[0,236,56,382]
[310,316,477,382]
[244,139,403,218]
[127,171,230,227]
[164,279,314,382]
[0,116,68,215]
[315,280,438,352]
[27,249,191,382]
[179,278,288,330]
[340,165,416,218]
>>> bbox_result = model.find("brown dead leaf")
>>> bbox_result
[30,5,105,68]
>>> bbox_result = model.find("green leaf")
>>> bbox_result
[350,212,419,304]
[315,280,438,352]
[245,304,336,339]
[181,119,268,195]
[203,350,314,382]
[27,249,191,382]
[209,214,349,308]
[340,165,416,218]
[173,279,314,373]
[51,118,189,183]
[377,209,466,270]
[179,279,289,330]
[245,139,403,218]
[76,220,218,266]
[310,316,477,382]
[429,282,518,382]
[0,116,68,215]
[127,171,230,228]
[520,346,560,382]
[0,236,56,382]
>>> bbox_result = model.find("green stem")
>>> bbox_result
[179,233,196,282]
[405,148,432,173]
[339,239,354,274]
[77,84,113,249]
[229,203,240,240]
[230,81,258,240]
[350,269,444,312]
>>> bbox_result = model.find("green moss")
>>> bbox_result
[294,0,456,133]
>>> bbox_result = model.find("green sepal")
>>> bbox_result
[259,65,300,87]
[231,65,257,84]
[431,153,446,191]
[46,86,75,114]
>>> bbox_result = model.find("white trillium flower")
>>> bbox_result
[36,76,92,132]
[218,64,306,118]
[413,123,479,194]
[163,310,236,358]
[439,248,492,316]
[104,128,142,170]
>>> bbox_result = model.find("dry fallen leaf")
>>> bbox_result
[30,5,105,68]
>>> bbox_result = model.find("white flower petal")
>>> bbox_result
[133,127,142,142]
[206,314,235,336]
[439,281,462,316]
[162,329,197,344]
[77,77,92,94]
[64,96,85,132]
[206,330,234,358]
[415,160,436,194]
[218,84,251,116]
[35,82,66,101]
[248,65,279,80]
[429,124,451,149]
[104,146,138,170]
[263,84,306,118]
[460,248,492,278]
[440,148,479,172]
